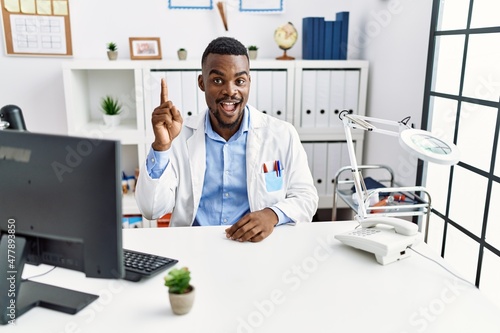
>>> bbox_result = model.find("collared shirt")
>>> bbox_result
[146,107,290,226]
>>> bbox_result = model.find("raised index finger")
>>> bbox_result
[160,78,168,104]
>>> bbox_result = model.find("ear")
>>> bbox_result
[198,74,205,92]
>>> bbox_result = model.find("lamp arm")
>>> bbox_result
[342,116,368,219]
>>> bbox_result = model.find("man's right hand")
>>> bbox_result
[151,78,183,151]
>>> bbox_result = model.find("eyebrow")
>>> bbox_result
[208,69,249,77]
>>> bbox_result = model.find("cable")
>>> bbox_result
[408,246,476,288]
[23,266,57,281]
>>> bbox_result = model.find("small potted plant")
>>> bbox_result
[164,267,195,315]
[106,42,118,60]
[100,95,122,127]
[247,45,258,60]
[177,48,187,60]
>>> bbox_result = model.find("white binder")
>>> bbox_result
[326,142,342,196]
[329,70,346,128]
[271,70,287,121]
[315,70,331,128]
[256,71,273,116]
[181,71,198,117]
[301,70,316,127]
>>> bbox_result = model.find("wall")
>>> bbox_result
[0,0,432,186]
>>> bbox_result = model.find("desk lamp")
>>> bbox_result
[335,110,460,265]
[0,104,27,131]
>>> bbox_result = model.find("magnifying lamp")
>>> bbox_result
[335,111,460,264]
[339,110,460,222]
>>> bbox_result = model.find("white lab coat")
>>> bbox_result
[135,106,318,227]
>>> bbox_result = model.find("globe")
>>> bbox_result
[274,22,298,60]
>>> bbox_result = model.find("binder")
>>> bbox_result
[312,143,328,195]
[336,11,349,60]
[302,142,314,174]
[328,70,346,128]
[165,71,184,116]
[181,71,198,117]
[313,17,325,60]
[256,70,273,116]
[196,70,206,114]
[324,21,334,60]
[332,20,342,60]
[326,142,342,196]
[300,70,316,127]
[271,70,287,121]
[302,17,316,60]
[344,70,360,115]
[315,70,331,127]
[248,70,258,108]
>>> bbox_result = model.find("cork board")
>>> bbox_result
[1,0,72,56]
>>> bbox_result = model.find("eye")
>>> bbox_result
[213,78,223,85]
[236,78,246,86]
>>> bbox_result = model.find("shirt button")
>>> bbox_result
[150,158,155,163]
[225,193,229,197]
[223,218,228,223]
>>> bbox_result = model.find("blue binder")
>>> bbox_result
[302,17,316,60]
[336,11,349,60]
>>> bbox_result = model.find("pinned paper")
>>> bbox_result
[4,0,20,12]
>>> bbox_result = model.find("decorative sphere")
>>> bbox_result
[274,22,298,51]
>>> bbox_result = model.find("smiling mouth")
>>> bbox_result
[219,101,240,113]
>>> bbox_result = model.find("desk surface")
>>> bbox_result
[5,221,500,332]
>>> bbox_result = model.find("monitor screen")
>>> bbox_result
[0,130,124,325]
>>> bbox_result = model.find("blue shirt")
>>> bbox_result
[146,107,290,226]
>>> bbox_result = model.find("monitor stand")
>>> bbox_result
[0,235,98,325]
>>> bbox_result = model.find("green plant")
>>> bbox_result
[100,95,122,115]
[164,267,191,294]
[178,48,186,52]
[247,45,258,51]
[107,42,118,52]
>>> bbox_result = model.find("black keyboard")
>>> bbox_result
[123,249,178,282]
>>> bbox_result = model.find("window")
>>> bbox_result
[422,0,500,308]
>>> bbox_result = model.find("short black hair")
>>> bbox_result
[201,37,248,66]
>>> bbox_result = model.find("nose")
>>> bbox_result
[222,81,237,96]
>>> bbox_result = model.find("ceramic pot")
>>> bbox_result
[103,114,121,127]
[107,51,118,60]
[168,286,195,315]
[177,50,187,60]
[248,50,258,60]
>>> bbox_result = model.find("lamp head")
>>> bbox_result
[399,128,459,165]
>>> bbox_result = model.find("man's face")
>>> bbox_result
[198,54,250,133]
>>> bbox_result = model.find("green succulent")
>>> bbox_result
[107,42,118,52]
[164,267,191,294]
[100,95,122,115]
[247,45,258,51]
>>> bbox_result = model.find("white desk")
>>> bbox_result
[5,221,500,332]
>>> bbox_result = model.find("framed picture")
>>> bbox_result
[129,37,162,60]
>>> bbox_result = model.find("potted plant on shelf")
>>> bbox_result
[100,95,122,127]
[106,42,118,60]
[164,267,195,315]
[247,45,258,60]
[177,48,187,60]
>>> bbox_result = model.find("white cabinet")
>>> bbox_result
[62,59,368,215]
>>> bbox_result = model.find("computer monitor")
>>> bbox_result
[0,130,124,325]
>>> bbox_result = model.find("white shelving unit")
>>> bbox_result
[62,59,369,218]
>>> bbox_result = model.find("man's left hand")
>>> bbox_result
[225,208,278,242]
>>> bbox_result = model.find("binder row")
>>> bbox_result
[302,142,351,196]
[302,12,349,60]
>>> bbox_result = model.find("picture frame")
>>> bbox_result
[129,37,162,60]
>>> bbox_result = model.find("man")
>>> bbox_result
[135,36,318,242]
